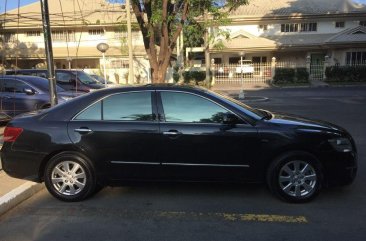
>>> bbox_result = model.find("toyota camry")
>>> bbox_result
[1,85,357,203]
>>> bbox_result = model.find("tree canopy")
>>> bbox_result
[129,0,249,83]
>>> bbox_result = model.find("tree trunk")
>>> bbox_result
[131,1,189,84]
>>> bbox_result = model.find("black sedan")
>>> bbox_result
[1,85,357,203]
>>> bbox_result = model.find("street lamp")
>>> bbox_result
[97,43,109,86]
[239,51,245,99]
[66,57,72,69]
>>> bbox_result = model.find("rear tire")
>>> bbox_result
[44,152,96,202]
[267,151,322,203]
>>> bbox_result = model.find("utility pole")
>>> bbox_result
[204,10,211,87]
[126,0,134,84]
[40,0,58,106]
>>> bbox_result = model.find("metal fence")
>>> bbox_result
[213,61,329,84]
[213,62,273,84]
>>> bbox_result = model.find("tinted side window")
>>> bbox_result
[160,92,230,123]
[2,79,30,93]
[103,92,153,121]
[75,101,102,120]
[56,72,73,83]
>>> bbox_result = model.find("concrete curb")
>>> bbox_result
[0,182,44,216]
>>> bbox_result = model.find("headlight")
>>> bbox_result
[328,138,352,152]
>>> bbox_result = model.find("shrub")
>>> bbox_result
[273,67,310,84]
[295,68,309,83]
[173,72,180,83]
[325,65,366,82]
[273,68,295,84]
[183,71,206,84]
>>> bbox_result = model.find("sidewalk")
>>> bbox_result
[0,171,44,216]
[0,126,44,216]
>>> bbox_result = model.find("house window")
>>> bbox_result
[213,58,222,64]
[110,59,129,68]
[252,56,267,63]
[360,21,366,26]
[52,30,75,42]
[335,22,345,28]
[26,31,41,37]
[114,30,127,39]
[0,33,16,43]
[281,23,317,32]
[88,29,104,36]
[346,51,366,65]
[300,23,317,32]
[259,25,268,31]
[229,57,241,64]
[281,23,298,32]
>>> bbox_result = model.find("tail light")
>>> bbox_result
[3,127,23,143]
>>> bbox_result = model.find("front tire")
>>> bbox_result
[267,151,322,203]
[44,152,96,202]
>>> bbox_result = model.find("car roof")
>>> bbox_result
[0,74,47,82]
[5,69,85,73]
[0,75,64,92]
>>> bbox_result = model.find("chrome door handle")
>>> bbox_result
[163,131,182,136]
[74,128,93,134]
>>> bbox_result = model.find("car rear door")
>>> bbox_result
[157,90,261,181]
[68,90,162,180]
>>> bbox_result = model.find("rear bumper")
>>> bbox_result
[1,145,45,182]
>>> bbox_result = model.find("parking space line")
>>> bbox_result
[157,211,307,223]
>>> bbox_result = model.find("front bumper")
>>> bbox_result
[321,151,357,187]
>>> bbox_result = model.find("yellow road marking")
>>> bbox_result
[157,211,307,223]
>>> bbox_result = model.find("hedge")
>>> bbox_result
[273,67,309,84]
[295,68,310,83]
[325,65,366,82]
[183,71,206,84]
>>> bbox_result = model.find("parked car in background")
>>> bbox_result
[0,75,80,117]
[90,74,118,87]
[5,69,104,92]
[235,60,254,75]
[1,85,357,203]
[0,112,11,125]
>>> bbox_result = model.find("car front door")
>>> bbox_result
[157,91,260,181]
[68,90,161,181]
[0,78,40,116]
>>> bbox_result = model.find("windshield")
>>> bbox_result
[26,77,65,92]
[206,89,266,120]
[72,71,98,85]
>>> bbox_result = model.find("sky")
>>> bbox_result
[1,0,366,12]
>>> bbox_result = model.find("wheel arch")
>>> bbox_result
[38,148,97,182]
[261,145,321,181]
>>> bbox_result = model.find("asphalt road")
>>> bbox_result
[0,86,365,241]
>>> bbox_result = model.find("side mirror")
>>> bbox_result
[223,113,238,125]
[24,88,35,95]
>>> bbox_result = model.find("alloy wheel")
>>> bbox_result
[278,160,317,198]
[51,161,87,196]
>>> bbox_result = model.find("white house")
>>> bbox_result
[0,0,150,83]
[209,0,366,68]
